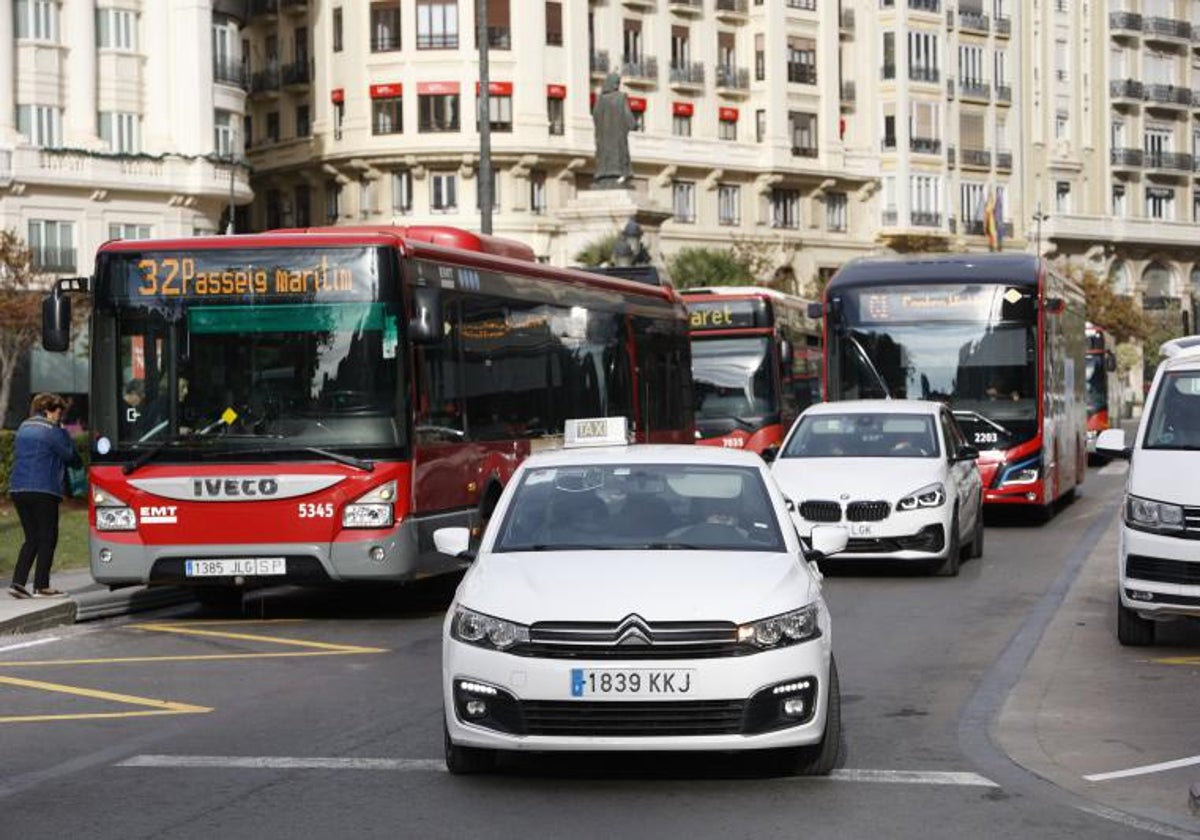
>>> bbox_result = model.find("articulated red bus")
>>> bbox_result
[42,225,693,606]
[683,287,822,459]
[816,254,1086,516]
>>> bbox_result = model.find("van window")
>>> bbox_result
[1144,371,1200,450]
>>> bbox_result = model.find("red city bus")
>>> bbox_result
[1085,322,1119,462]
[815,254,1086,517]
[683,287,823,459]
[42,225,693,607]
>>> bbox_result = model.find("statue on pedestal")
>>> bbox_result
[591,73,634,189]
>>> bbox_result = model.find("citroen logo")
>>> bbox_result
[615,614,654,646]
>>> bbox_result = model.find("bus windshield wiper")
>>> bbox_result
[953,410,1012,437]
[252,443,374,472]
[847,333,891,399]
[122,439,181,475]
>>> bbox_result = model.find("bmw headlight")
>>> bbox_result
[1126,494,1185,533]
[737,604,821,649]
[897,482,946,511]
[93,487,136,531]
[451,607,530,651]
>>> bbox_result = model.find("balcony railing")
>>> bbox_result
[1145,151,1193,171]
[787,64,817,84]
[1110,79,1144,100]
[249,0,277,18]
[947,145,955,166]
[961,148,991,168]
[996,84,1012,103]
[485,26,511,49]
[669,62,705,86]
[1144,17,1191,41]
[1146,84,1192,107]
[715,0,749,14]
[281,59,312,87]
[911,211,942,228]
[959,79,990,99]
[716,65,750,90]
[840,8,855,30]
[882,208,899,225]
[280,0,306,11]
[788,0,817,8]
[908,0,939,11]
[591,50,610,74]
[621,56,658,83]
[792,145,818,158]
[996,150,1012,170]
[994,16,1010,36]
[32,247,76,273]
[882,63,896,80]
[881,137,897,151]
[911,136,941,154]
[958,10,989,31]
[1111,148,1144,167]
[841,80,856,102]
[213,59,248,89]
[1109,11,1143,34]
[250,67,281,94]
[416,32,458,48]
[669,0,704,12]
[371,32,400,51]
[909,65,939,83]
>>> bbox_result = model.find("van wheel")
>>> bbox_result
[444,721,497,775]
[1116,595,1156,646]
[932,513,961,577]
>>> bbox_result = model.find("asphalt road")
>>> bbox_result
[0,467,1193,840]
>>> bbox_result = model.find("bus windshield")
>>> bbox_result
[1085,353,1107,415]
[101,246,403,452]
[691,336,777,432]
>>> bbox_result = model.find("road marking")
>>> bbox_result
[0,674,211,724]
[0,652,384,668]
[1152,655,1200,666]
[0,636,60,654]
[115,755,998,786]
[1084,754,1200,782]
[131,622,387,654]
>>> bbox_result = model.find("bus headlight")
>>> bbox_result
[342,481,396,529]
[93,487,137,531]
[999,456,1040,486]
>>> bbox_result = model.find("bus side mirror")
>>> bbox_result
[779,338,794,368]
[806,301,823,319]
[42,289,72,352]
[409,286,442,345]
[1106,349,1117,373]
[1045,297,1065,315]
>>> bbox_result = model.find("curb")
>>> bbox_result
[0,586,195,636]
[0,599,77,636]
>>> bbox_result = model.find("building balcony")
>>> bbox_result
[911,211,942,228]
[623,0,656,9]
[248,0,277,21]
[908,0,940,13]
[792,145,819,158]
[948,215,956,233]
[715,64,750,92]
[963,219,985,236]
[1193,89,1200,107]
[787,64,817,85]
[840,80,856,107]
[212,0,247,24]
[621,56,659,87]
[996,84,1012,104]
[959,79,990,102]
[947,78,954,98]
[960,148,991,169]
[840,7,855,35]
[669,61,705,89]
[1145,84,1192,110]
[281,59,312,88]
[881,137,897,152]
[910,136,941,154]
[371,32,400,51]
[477,26,511,49]
[994,15,1010,37]
[249,67,281,96]
[947,145,955,167]
[882,208,899,226]
[788,0,817,8]
[996,150,1012,170]
[1109,11,1142,38]
[909,65,939,83]
[213,59,248,90]
[1144,151,1193,174]
[1143,16,1192,45]
[591,50,610,75]
[280,0,306,13]
[1110,78,1144,104]
[715,0,749,21]
[668,0,704,15]
[1111,148,1144,169]
[882,63,896,80]
[958,10,989,32]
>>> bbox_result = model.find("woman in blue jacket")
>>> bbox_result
[8,393,82,598]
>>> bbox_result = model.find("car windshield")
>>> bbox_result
[780,412,940,459]
[1144,371,1200,450]
[493,463,786,552]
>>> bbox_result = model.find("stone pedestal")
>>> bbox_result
[556,189,672,269]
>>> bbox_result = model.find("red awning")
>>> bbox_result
[369,83,403,99]
[628,96,647,113]
[672,102,694,117]
[417,81,461,95]
[546,83,567,99]
[330,88,345,103]
[474,81,514,96]
[719,107,739,122]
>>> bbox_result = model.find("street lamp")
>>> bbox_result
[1032,202,1049,256]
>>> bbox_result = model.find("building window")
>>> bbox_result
[371,2,401,51]
[907,30,938,81]
[483,0,510,49]
[672,114,692,137]
[910,174,941,222]
[1193,190,1200,223]
[756,109,766,143]
[718,184,741,226]
[108,223,151,240]
[212,17,239,85]
[296,104,311,137]
[96,7,136,50]
[98,111,140,154]
[1146,187,1175,221]
[1112,184,1126,217]
[266,111,280,144]
[417,0,459,49]
[480,94,513,132]
[27,219,75,272]
[333,101,345,140]
[1055,180,1071,213]
[826,192,847,232]
[787,37,816,84]
[16,104,62,148]
[15,0,58,41]
[332,7,343,51]
[360,180,376,218]
[719,113,737,141]
[393,169,413,214]
[431,172,458,211]
[530,169,547,214]
[771,188,800,229]
[789,111,817,157]
[548,96,565,135]
[372,95,403,135]
[672,181,695,223]
[1055,110,1069,140]
[419,93,460,131]
[882,31,894,79]
[546,1,563,46]
[213,109,236,156]
[325,181,341,222]
[755,33,765,81]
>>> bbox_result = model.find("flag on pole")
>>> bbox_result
[983,187,998,251]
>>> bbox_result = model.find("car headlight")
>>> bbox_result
[737,604,821,649]
[1126,494,1185,533]
[342,481,396,528]
[93,487,136,531]
[451,607,530,651]
[897,482,946,511]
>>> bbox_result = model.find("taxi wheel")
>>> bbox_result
[1116,595,1156,647]
[789,656,841,776]
[931,514,961,577]
[444,720,497,775]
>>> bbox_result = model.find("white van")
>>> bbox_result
[1097,336,1200,645]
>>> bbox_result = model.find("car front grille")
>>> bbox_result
[516,619,744,659]
[799,500,842,522]
[519,699,747,737]
[846,501,890,522]
[1183,506,1200,539]
[1126,554,1200,586]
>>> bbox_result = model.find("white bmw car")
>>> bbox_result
[772,400,984,576]
[436,420,847,775]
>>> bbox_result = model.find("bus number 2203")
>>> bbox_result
[973,432,999,445]
[298,503,334,518]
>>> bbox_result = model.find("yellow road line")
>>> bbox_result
[0,651,385,667]
[132,622,387,654]
[1152,656,1200,666]
[0,674,211,724]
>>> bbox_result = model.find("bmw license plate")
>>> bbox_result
[184,558,287,577]
[847,522,876,538]
[570,668,694,697]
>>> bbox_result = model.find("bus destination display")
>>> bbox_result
[851,284,1034,324]
[107,247,379,302]
[688,299,767,331]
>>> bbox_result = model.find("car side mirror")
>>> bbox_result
[760,445,778,464]
[433,526,476,561]
[1095,428,1131,460]
[806,301,823,319]
[42,289,72,352]
[807,525,849,561]
[954,444,980,462]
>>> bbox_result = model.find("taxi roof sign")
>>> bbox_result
[564,417,629,448]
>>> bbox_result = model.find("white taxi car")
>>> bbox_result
[436,418,847,775]
[771,400,984,577]
[1097,336,1200,646]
